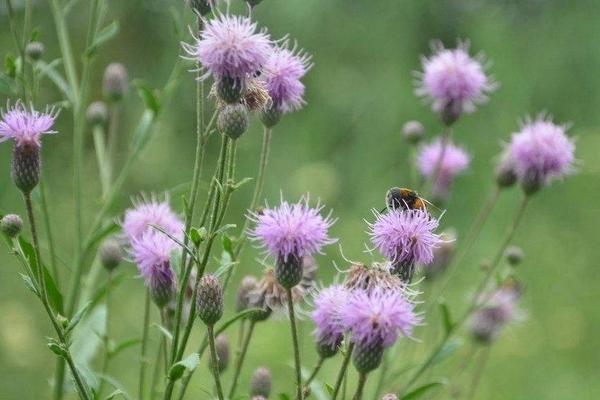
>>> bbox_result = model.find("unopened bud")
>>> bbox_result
[103,63,128,102]
[216,76,244,104]
[495,152,517,188]
[210,334,229,373]
[12,143,40,194]
[149,263,177,308]
[196,274,224,325]
[25,41,44,61]
[521,170,542,196]
[1,214,23,238]
[250,367,272,398]
[402,120,424,145]
[259,106,282,128]
[217,104,249,139]
[353,338,385,374]
[99,238,123,271]
[275,253,303,289]
[504,245,524,266]
[86,101,108,126]
[440,100,461,127]
[236,276,258,312]
[317,336,342,359]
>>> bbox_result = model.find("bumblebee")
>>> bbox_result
[384,187,427,211]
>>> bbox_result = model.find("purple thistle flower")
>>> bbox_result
[0,102,58,147]
[249,197,336,262]
[131,231,178,307]
[311,285,350,348]
[341,288,420,348]
[122,196,184,243]
[416,41,496,119]
[262,42,312,113]
[508,115,575,191]
[417,138,470,197]
[184,14,272,80]
[470,282,523,343]
[369,208,442,266]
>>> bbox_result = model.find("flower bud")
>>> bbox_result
[250,367,272,398]
[216,76,245,104]
[210,334,229,374]
[317,335,342,359]
[259,106,282,128]
[99,238,123,271]
[275,253,303,289]
[382,394,399,400]
[25,41,44,61]
[217,104,249,139]
[0,214,23,238]
[440,100,461,127]
[495,152,517,188]
[504,245,524,266]
[247,291,272,322]
[352,338,385,374]
[521,170,542,196]
[12,143,40,194]
[102,63,128,102]
[187,0,213,15]
[196,274,224,325]
[402,120,424,145]
[86,101,108,127]
[149,263,177,308]
[236,275,258,312]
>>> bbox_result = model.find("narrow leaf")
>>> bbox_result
[87,21,120,56]
[401,381,446,400]
[438,301,454,335]
[431,337,463,366]
[66,301,92,334]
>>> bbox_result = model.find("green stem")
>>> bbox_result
[304,356,325,389]
[228,320,256,399]
[332,343,354,400]
[207,325,225,400]
[373,350,390,399]
[352,373,368,400]
[287,288,304,400]
[466,346,490,400]
[151,340,166,400]
[96,272,113,399]
[49,0,79,99]
[39,179,59,283]
[139,291,151,400]
[92,125,111,198]
[5,0,27,100]
[106,103,120,185]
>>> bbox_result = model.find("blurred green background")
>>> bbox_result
[1,0,599,399]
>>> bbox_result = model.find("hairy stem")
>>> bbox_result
[96,271,113,399]
[228,320,256,399]
[352,373,368,400]
[304,356,325,389]
[139,291,151,400]
[332,343,355,400]
[207,325,225,400]
[287,288,304,400]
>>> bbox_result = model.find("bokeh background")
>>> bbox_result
[1,0,599,399]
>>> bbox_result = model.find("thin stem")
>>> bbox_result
[151,340,166,400]
[287,288,304,400]
[49,0,79,98]
[5,0,27,100]
[39,180,59,283]
[466,346,490,400]
[92,125,111,198]
[304,356,325,388]
[352,373,368,400]
[96,272,113,399]
[139,290,151,400]
[373,350,390,399]
[228,320,256,399]
[207,325,225,400]
[332,343,355,400]
[106,103,120,185]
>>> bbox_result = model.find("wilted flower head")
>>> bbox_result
[416,41,495,121]
[344,262,404,294]
[311,285,349,349]
[508,115,575,193]
[252,267,306,310]
[0,102,58,147]
[262,42,312,113]
[249,197,336,262]
[122,196,183,243]
[184,14,271,79]
[342,288,419,348]
[417,138,470,198]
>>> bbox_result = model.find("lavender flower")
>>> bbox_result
[508,115,576,194]
[131,231,178,307]
[416,41,495,123]
[369,208,442,282]
[342,288,420,373]
[184,14,271,80]
[0,102,57,147]
[417,138,470,200]
[311,285,349,357]
[122,196,184,243]
[262,42,312,113]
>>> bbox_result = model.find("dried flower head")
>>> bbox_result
[344,262,404,294]
[210,77,272,112]
[417,138,470,199]
[262,42,312,113]
[249,197,336,262]
[252,267,305,310]
[236,275,259,312]
[311,285,349,352]
[0,102,57,147]
[122,196,184,243]
[508,115,575,194]
[416,41,496,121]
[184,14,272,80]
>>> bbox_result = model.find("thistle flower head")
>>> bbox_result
[369,209,442,266]
[342,288,420,348]
[184,14,272,80]
[417,138,470,195]
[122,195,184,243]
[344,263,404,294]
[416,41,495,117]
[508,115,575,192]
[0,102,58,147]
[262,42,312,113]
[249,197,336,262]
[196,274,224,325]
[311,285,350,349]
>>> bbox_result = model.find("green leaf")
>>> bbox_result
[131,110,156,154]
[66,301,92,334]
[18,237,63,312]
[86,21,120,56]
[36,59,73,103]
[109,338,142,357]
[47,338,68,358]
[20,273,39,296]
[214,308,263,337]
[278,394,291,400]
[439,301,454,335]
[89,272,126,311]
[401,381,446,400]
[5,54,17,78]
[105,389,126,400]
[133,80,161,115]
[431,337,463,366]
[168,353,200,381]
[152,323,173,341]
[190,227,207,246]
[214,250,234,278]
[222,234,233,256]
[88,222,120,250]
[71,305,107,367]
[325,384,334,396]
